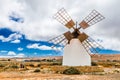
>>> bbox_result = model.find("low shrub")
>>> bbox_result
[76,66,104,73]
[29,64,34,67]
[37,64,41,67]
[11,65,19,69]
[115,63,120,68]
[91,62,98,66]
[34,69,40,72]
[0,64,5,67]
[99,62,115,67]
[50,62,62,66]
[63,67,80,75]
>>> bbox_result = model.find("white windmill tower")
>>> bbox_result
[49,8,105,66]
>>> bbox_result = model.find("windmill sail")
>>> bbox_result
[81,37,104,54]
[48,34,68,50]
[54,8,75,29]
[63,31,73,42]
[79,10,105,29]
[78,33,88,42]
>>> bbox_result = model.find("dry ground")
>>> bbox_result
[0,58,120,80]
[0,71,120,80]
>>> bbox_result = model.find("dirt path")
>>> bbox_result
[0,72,120,80]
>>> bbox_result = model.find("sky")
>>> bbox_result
[0,0,120,58]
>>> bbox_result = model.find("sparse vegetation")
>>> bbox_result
[10,65,19,69]
[0,55,120,79]
[0,57,119,75]
[40,65,104,74]
[63,67,80,75]
[37,64,41,67]
[91,62,98,66]
[29,64,34,67]
[34,69,40,72]
[0,64,5,67]
[115,63,120,68]
[97,62,116,67]
[52,62,62,65]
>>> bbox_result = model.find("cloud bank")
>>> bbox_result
[0,0,119,51]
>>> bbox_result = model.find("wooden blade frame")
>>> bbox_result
[78,33,88,42]
[48,34,68,50]
[64,31,73,41]
[54,8,75,29]
[82,37,104,55]
[79,10,105,29]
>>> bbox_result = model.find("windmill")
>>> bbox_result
[48,8,105,66]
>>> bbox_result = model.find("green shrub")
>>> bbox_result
[106,59,111,62]
[113,70,120,73]
[37,64,41,67]
[91,62,98,66]
[100,62,115,67]
[29,64,34,67]
[0,64,5,67]
[63,67,80,75]
[8,59,11,61]
[52,62,62,65]
[34,69,40,72]
[11,65,19,68]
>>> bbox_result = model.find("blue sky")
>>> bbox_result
[0,0,120,58]
[0,28,62,57]
[0,28,119,58]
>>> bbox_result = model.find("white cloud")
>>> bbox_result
[38,45,52,50]
[18,47,23,51]
[0,53,25,58]
[0,33,22,43]
[0,36,4,41]
[5,51,25,58]
[0,56,13,58]
[8,33,22,40]
[52,46,63,51]
[0,0,119,50]
[15,53,25,57]
[0,50,7,53]
[27,43,63,51]
[11,39,20,43]
[8,51,16,56]
[91,35,120,51]
[27,43,40,49]
[27,43,52,50]
[101,38,120,51]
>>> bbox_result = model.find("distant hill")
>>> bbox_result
[91,54,120,61]
[1,54,120,62]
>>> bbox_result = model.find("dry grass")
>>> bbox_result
[0,72,120,80]
[95,61,120,68]
[0,60,120,74]
[0,60,120,80]
[40,65,104,74]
